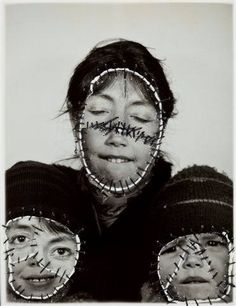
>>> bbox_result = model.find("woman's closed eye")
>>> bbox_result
[88,109,109,115]
[129,110,156,123]
[130,115,154,123]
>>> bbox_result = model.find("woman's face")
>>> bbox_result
[78,73,161,193]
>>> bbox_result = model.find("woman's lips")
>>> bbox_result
[99,155,134,164]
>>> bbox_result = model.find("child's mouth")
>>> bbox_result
[181,276,208,284]
[24,275,56,287]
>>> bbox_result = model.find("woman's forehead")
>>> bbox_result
[87,85,151,106]
[88,71,157,105]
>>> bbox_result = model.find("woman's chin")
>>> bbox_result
[98,173,142,193]
[92,163,135,181]
[87,159,150,193]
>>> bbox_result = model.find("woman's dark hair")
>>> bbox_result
[66,39,176,126]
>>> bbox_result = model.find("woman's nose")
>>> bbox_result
[104,130,128,147]
[182,251,204,269]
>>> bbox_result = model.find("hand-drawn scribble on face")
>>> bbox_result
[76,69,164,195]
[158,233,233,303]
[5,216,80,300]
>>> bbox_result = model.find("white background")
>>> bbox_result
[5,2,233,178]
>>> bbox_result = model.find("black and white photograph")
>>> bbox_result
[1,1,234,304]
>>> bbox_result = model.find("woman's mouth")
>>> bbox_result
[99,155,134,164]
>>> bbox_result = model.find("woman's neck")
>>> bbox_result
[87,172,152,229]
[92,192,128,229]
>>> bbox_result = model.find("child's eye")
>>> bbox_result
[52,247,73,258]
[10,235,30,245]
[162,245,177,255]
[207,240,225,247]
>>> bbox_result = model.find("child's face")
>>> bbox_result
[5,216,79,300]
[158,233,230,301]
[79,73,160,193]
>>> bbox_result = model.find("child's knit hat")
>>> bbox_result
[149,165,233,244]
[5,161,91,301]
[6,160,85,233]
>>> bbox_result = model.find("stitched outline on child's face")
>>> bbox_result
[156,232,234,304]
[4,216,81,300]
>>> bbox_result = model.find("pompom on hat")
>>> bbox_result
[149,165,233,244]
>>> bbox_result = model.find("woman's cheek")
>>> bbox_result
[82,129,102,153]
[133,142,153,163]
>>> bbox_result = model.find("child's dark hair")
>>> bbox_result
[65,39,176,126]
[40,217,75,237]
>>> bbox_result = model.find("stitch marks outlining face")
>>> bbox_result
[157,232,234,303]
[4,216,80,300]
[74,69,164,196]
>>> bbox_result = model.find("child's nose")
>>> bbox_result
[27,247,49,267]
[182,251,204,269]
[27,254,40,266]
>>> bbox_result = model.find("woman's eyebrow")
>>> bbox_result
[92,93,114,103]
[129,100,154,107]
